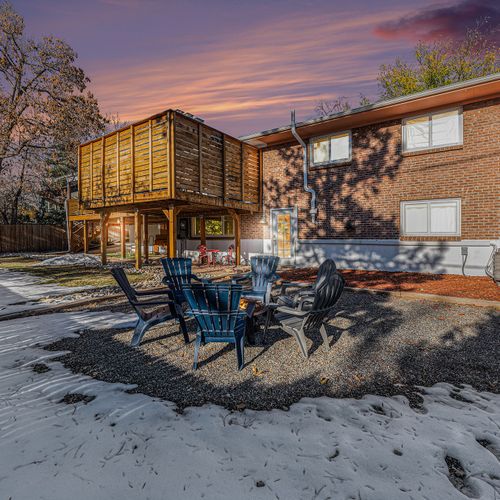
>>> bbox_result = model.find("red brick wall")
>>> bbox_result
[250,98,500,241]
[241,213,265,239]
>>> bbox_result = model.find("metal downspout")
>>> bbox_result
[291,111,317,224]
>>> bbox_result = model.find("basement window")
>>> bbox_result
[403,108,462,152]
[400,199,461,236]
[192,216,234,238]
[310,131,351,167]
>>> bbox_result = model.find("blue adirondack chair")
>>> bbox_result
[231,255,280,305]
[160,257,210,306]
[182,283,247,370]
[111,267,188,347]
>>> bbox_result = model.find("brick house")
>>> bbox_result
[231,74,499,276]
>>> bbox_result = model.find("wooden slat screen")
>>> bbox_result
[174,112,260,209]
[79,114,170,208]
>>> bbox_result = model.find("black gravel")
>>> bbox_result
[32,363,50,374]
[45,292,500,411]
[59,393,96,405]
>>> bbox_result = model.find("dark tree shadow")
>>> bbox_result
[43,292,499,412]
[264,125,450,274]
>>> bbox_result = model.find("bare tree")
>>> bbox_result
[0,152,40,223]
[0,1,105,174]
[105,113,130,134]
[0,1,107,223]
[315,93,372,117]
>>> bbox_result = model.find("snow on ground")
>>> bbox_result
[0,311,499,499]
[33,253,102,267]
[0,269,91,317]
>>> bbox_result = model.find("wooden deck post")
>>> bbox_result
[143,214,149,263]
[120,217,126,259]
[229,209,241,266]
[100,212,110,265]
[200,215,206,247]
[83,221,89,254]
[163,207,177,258]
[134,211,142,269]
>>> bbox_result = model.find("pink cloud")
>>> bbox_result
[374,0,500,42]
[88,9,408,136]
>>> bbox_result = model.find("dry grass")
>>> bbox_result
[0,256,140,288]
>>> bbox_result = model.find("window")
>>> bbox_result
[400,199,461,236]
[192,216,234,238]
[310,131,351,166]
[403,108,462,152]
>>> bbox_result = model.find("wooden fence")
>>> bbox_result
[0,225,67,253]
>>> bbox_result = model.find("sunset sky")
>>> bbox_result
[13,0,499,136]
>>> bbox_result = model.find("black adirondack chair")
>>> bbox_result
[160,257,210,306]
[182,283,247,370]
[111,267,188,347]
[277,259,337,308]
[232,255,280,305]
[266,270,345,358]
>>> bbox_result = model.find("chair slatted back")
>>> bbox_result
[111,267,137,304]
[313,259,337,289]
[303,271,345,332]
[250,255,280,293]
[183,283,244,339]
[161,257,193,292]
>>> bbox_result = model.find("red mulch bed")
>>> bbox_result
[279,268,500,302]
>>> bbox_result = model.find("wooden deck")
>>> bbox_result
[78,110,261,213]
[70,109,262,268]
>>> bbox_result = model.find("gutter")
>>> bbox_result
[240,72,500,142]
[290,110,317,224]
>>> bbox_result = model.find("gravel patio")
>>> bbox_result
[2,265,500,498]
[47,291,499,411]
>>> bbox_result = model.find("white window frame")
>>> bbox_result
[400,198,461,237]
[309,130,352,167]
[402,107,463,152]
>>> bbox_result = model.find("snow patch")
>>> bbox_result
[0,269,92,317]
[0,310,499,499]
[33,253,102,267]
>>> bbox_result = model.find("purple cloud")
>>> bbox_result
[374,0,500,42]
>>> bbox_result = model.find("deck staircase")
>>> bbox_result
[69,221,85,252]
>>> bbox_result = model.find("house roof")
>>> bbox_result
[239,73,500,147]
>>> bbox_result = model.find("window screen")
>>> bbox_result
[311,131,351,166]
[401,199,460,236]
[403,109,462,151]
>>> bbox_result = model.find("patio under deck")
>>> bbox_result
[69,109,262,268]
